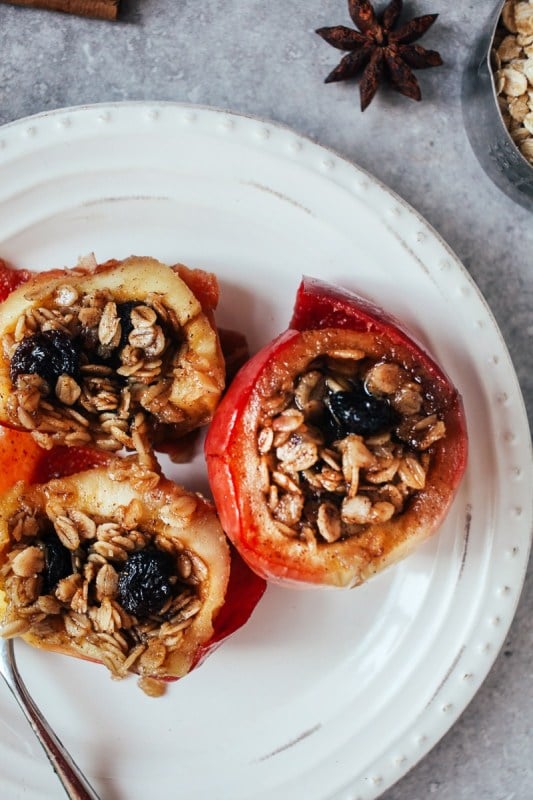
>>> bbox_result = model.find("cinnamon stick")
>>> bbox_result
[0,0,119,20]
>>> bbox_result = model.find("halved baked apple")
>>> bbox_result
[0,462,231,694]
[0,256,225,456]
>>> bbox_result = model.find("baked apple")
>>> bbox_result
[0,256,225,457]
[0,457,266,695]
[205,277,468,588]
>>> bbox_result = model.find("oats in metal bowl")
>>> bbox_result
[492,0,533,164]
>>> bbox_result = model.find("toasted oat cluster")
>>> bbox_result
[492,0,533,164]
[0,465,216,692]
[257,355,445,547]
[0,257,225,459]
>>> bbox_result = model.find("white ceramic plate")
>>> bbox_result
[0,103,530,800]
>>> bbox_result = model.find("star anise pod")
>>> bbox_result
[316,0,443,111]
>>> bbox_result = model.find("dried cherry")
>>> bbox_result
[41,534,72,594]
[10,331,80,387]
[117,549,175,618]
[325,386,398,438]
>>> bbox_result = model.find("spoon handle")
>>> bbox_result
[2,642,100,800]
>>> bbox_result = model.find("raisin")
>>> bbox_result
[325,386,399,438]
[10,331,80,387]
[41,534,72,594]
[117,549,175,618]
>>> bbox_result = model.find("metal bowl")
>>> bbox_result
[462,0,533,211]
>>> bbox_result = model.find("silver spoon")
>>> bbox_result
[0,636,101,800]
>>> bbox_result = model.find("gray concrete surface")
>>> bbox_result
[0,1,531,798]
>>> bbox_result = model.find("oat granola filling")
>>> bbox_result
[0,466,231,694]
[257,354,446,546]
[6,293,181,456]
[0,257,225,458]
[0,503,206,682]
